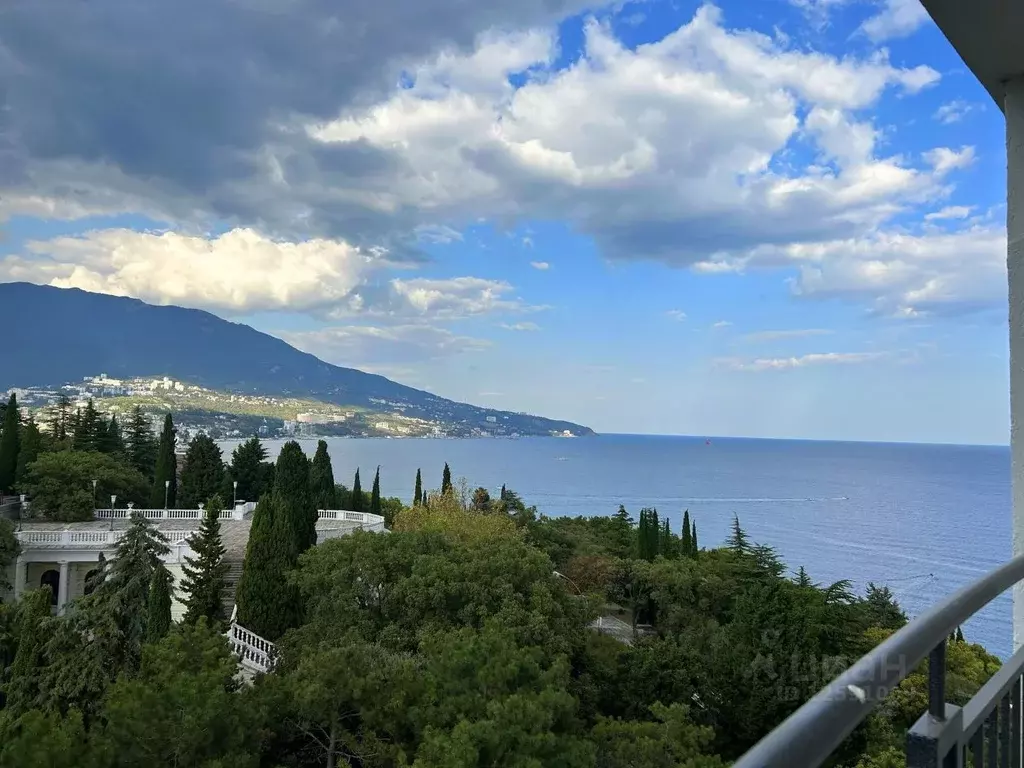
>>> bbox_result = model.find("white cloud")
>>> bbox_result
[717,351,886,371]
[382,276,537,319]
[713,320,733,328]
[309,4,943,266]
[744,328,834,342]
[0,227,381,314]
[666,309,688,321]
[934,100,973,125]
[925,205,973,221]
[923,146,976,176]
[280,324,490,367]
[530,260,550,270]
[860,0,930,42]
[501,321,541,331]
[415,224,464,243]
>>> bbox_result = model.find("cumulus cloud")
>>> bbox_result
[934,100,973,125]
[925,205,973,221]
[717,351,886,371]
[666,309,688,321]
[530,261,550,270]
[859,0,930,42]
[713,320,733,328]
[280,324,490,368]
[0,228,381,314]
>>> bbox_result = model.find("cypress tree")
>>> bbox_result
[150,414,178,508]
[660,517,675,559]
[414,468,423,506]
[0,392,20,493]
[681,510,692,556]
[273,441,317,555]
[500,484,507,501]
[956,626,966,643]
[14,417,42,492]
[309,440,337,510]
[104,414,125,455]
[637,508,649,560]
[124,406,158,480]
[691,521,698,555]
[441,462,453,495]
[179,434,225,508]
[370,466,382,518]
[4,587,52,717]
[145,564,173,643]
[180,495,229,626]
[350,469,363,512]
[235,494,299,640]
[229,436,269,502]
[648,508,660,558]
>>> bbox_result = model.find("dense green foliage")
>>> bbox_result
[180,495,229,627]
[145,564,173,643]
[274,441,317,555]
[123,406,158,480]
[13,419,42,492]
[235,494,300,640]
[441,461,453,495]
[228,436,274,504]
[179,434,226,508]
[23,451,150,521]
[150,414,177,508]
[309,440,336,510]
[0,393,20,493]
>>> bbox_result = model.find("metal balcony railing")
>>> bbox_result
[734,555,1024,768]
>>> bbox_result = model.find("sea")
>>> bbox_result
[223,434,1013,658]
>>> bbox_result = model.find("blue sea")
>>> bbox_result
[230,435,1012,658]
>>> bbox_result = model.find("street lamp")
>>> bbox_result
[92,479,98,509]
[164,479,170,510]
[110,494,117,509]
[233,480,238,508]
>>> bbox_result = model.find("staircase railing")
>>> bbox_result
[733,554,1024,768]
[226,604,277,675]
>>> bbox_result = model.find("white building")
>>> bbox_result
[2,507,386,618]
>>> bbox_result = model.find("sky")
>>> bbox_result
[0,0,1011,445]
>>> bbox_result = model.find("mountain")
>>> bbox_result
[0,282,594,437]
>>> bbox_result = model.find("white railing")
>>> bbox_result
[94,508,236,520]
[226,616,276,675]
[317,510,385,529]
[16,528,197,558]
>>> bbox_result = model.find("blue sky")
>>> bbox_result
[0,0,1010,444]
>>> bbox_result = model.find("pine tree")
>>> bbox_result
[414,468,423,506]
[14,417,42,492]
[124,406,157,480]
[0,392,20,493]
[145,564,173,642]
[228,436,269,503]
[370,466,382,518]
[103,414,125,455]
[273,441,317,555]
[179,434,225,508]
[350,469,363,512]
[50,394,73,443]
[85,552,107,594]
[235,494,299,640]
[180,495,229,627]
[72,399,102,452]
[681,509,692,556]
[441,462,453,495]
[309,440,337,510]
[796,566,813,587]
[151,414,178,508]
[727,515,750,553]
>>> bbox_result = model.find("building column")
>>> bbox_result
[57,560,70,615]
[1009,77,1024,651]
[12,555,26,600]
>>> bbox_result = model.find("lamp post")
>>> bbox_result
[233,480,238,508]
[110,495,117,531]
[164,479,170,510]
[92,479,98,510]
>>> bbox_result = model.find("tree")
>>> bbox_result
[179,434,225,508]
[72,399,103,452]
[180,495,229,627]
[23,450,150,521]
[727,515,750,553]
[660,517,676,560]
[0,518,19,592]
[681,510,692,556]
[414,468,423,506]
[591,703,725,768]
[0,392,20,493]
[691,520,698,554]
[471,487,491,511]
[441,462,453,495]
[350,468,363,512]
[14,417,42,491]
[273,441,317,555]
[637,508,660,561]
[99,621,261,766]
[3,587,52,716]
[150,414,177,508]
[145,564,173,642]
[309,440,337,510]
[123,406,157,480]
[228,436,269,503]
[370,466,382,518]
[235,495,299,640]
[48,394,74,444]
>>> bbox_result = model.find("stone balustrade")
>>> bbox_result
[317,510,386,532]
[227,619,276,675]
[16,528,196,548]
[94,507,244,520]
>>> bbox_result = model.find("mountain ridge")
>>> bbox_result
[0,282,594,437]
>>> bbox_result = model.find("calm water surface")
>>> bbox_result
[225,435,1011,657]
